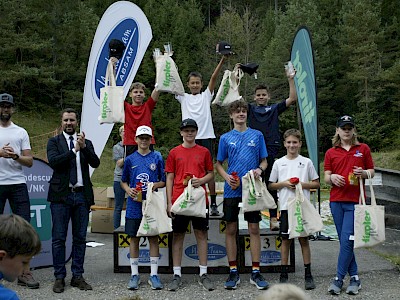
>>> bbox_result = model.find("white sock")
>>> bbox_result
[173,266,181,277]
[130,258,139,276]
[150,256,159,276]
[351,275,359,281]
[199,265,207,277]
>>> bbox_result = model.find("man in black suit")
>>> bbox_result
[47,108,100,293]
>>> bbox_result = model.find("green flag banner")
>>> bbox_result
[291,27,318,172]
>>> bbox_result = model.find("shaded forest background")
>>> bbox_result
[1,0,399,155]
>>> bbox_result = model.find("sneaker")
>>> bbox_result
[18,271,40,289]
[328,278,343,295]
[346,277,361,295]
[167,275,181,291]
[305,275,316,290]
[270,218,279,231]
[148,275,163,290]
[199,274,214,291]
[224,270,240,290]
[250,271,269,290]
[279,273,288,283]
[128,274,140,290]
[70,276,92,290]
[53,278,65,293]
[210,204,220,216]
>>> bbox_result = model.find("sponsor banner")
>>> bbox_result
[291,26,318,172]
[181,218,228,267]
[243,235,282,266]
[81,1,152,169]
[4,159,72,268]
[117,234,169,266]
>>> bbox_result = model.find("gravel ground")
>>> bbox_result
[4,229,400,300]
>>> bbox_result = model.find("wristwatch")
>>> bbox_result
[12,154,19,160]
[258,165,265,172]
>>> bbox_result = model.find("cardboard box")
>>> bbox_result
[93,187,108,202]
[91,209,114,234]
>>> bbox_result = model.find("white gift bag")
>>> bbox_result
[137,182,172,236]
[98,60,125,124]
[354,170,385,248]
[154,54,185,95]
[212,65,243,106]
[242,170,276,213]
[171,179,207,218]
[288,183,323,239]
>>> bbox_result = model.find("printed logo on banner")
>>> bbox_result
[219,220,227,233]
[184,243,226,261]
[260,250,281,264]
[30,198,52,240]
[93,19,139,105]
[119,233,130,247]
[125,250,163,263]
[158,234,168,248]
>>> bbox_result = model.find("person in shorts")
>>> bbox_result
[215,100,269,290]
[165,119,215,292]
[268,129,319,290]
[121,126,166,290]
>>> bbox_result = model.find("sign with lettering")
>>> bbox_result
[81,1,152,170]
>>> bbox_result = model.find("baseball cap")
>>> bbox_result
[336,115,355,128]
[216,41,235,55]
[108,39,126,59]
[0,93,14,106]
[180,118,198,130]
[239,63,259,75]
[135,125,153,137]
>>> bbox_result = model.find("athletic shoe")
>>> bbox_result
[70,276,92,290]
[167,275,181,291]
[250,271,269,290]
[270,218,279,231]
[224,270,240,290]
[210,204,220,216]
[127,275,140,290]
[199,274,214,291]
[346,277,361,295]
[148,275,163,290]
[279,273,288,283]
[18,271,40,289]
[305,275,316,290]
[328,277,343,295]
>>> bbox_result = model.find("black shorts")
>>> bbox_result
[195,139,215,159]
[172,211,209,233]
[279,210,290,239]
[222,197,262,223]
[125,218,142,237]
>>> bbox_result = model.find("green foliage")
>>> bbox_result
[1,0,399,155]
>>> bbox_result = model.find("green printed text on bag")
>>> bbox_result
[295,200,304,233]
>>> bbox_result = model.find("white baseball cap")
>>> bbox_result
[135,125,153,137]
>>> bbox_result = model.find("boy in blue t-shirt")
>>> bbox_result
[121,126,166,291]
[216,100,269,291]
[0,214,41,300]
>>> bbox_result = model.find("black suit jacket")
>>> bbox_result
[46,133,100,206]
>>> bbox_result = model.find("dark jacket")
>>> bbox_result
[46,133,100,206]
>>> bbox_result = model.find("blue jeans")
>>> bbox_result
[0,183,31,222]
[50,192,89,279]
[330,202,358,280]
[113,181,125,229]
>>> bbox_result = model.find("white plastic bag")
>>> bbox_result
[98,60,125,124]
[154,54,184,95]
[212,65,243,106]
[354,170,385,248]
[171,179,207,218]
[288,183,323,239]
[242,170,276,213]
[137,182,172,236]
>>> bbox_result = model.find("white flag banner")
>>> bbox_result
[81,1,152,174]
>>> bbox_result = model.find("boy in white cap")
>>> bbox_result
[121,126,166,290]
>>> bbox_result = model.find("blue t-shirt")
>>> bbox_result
[0,272,19,300]
[121,150,165,219]
[248,101,287,157]
[217,128,268,198]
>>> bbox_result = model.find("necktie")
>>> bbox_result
[69,136,77,186]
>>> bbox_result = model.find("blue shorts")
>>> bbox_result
[125,218,141,237]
